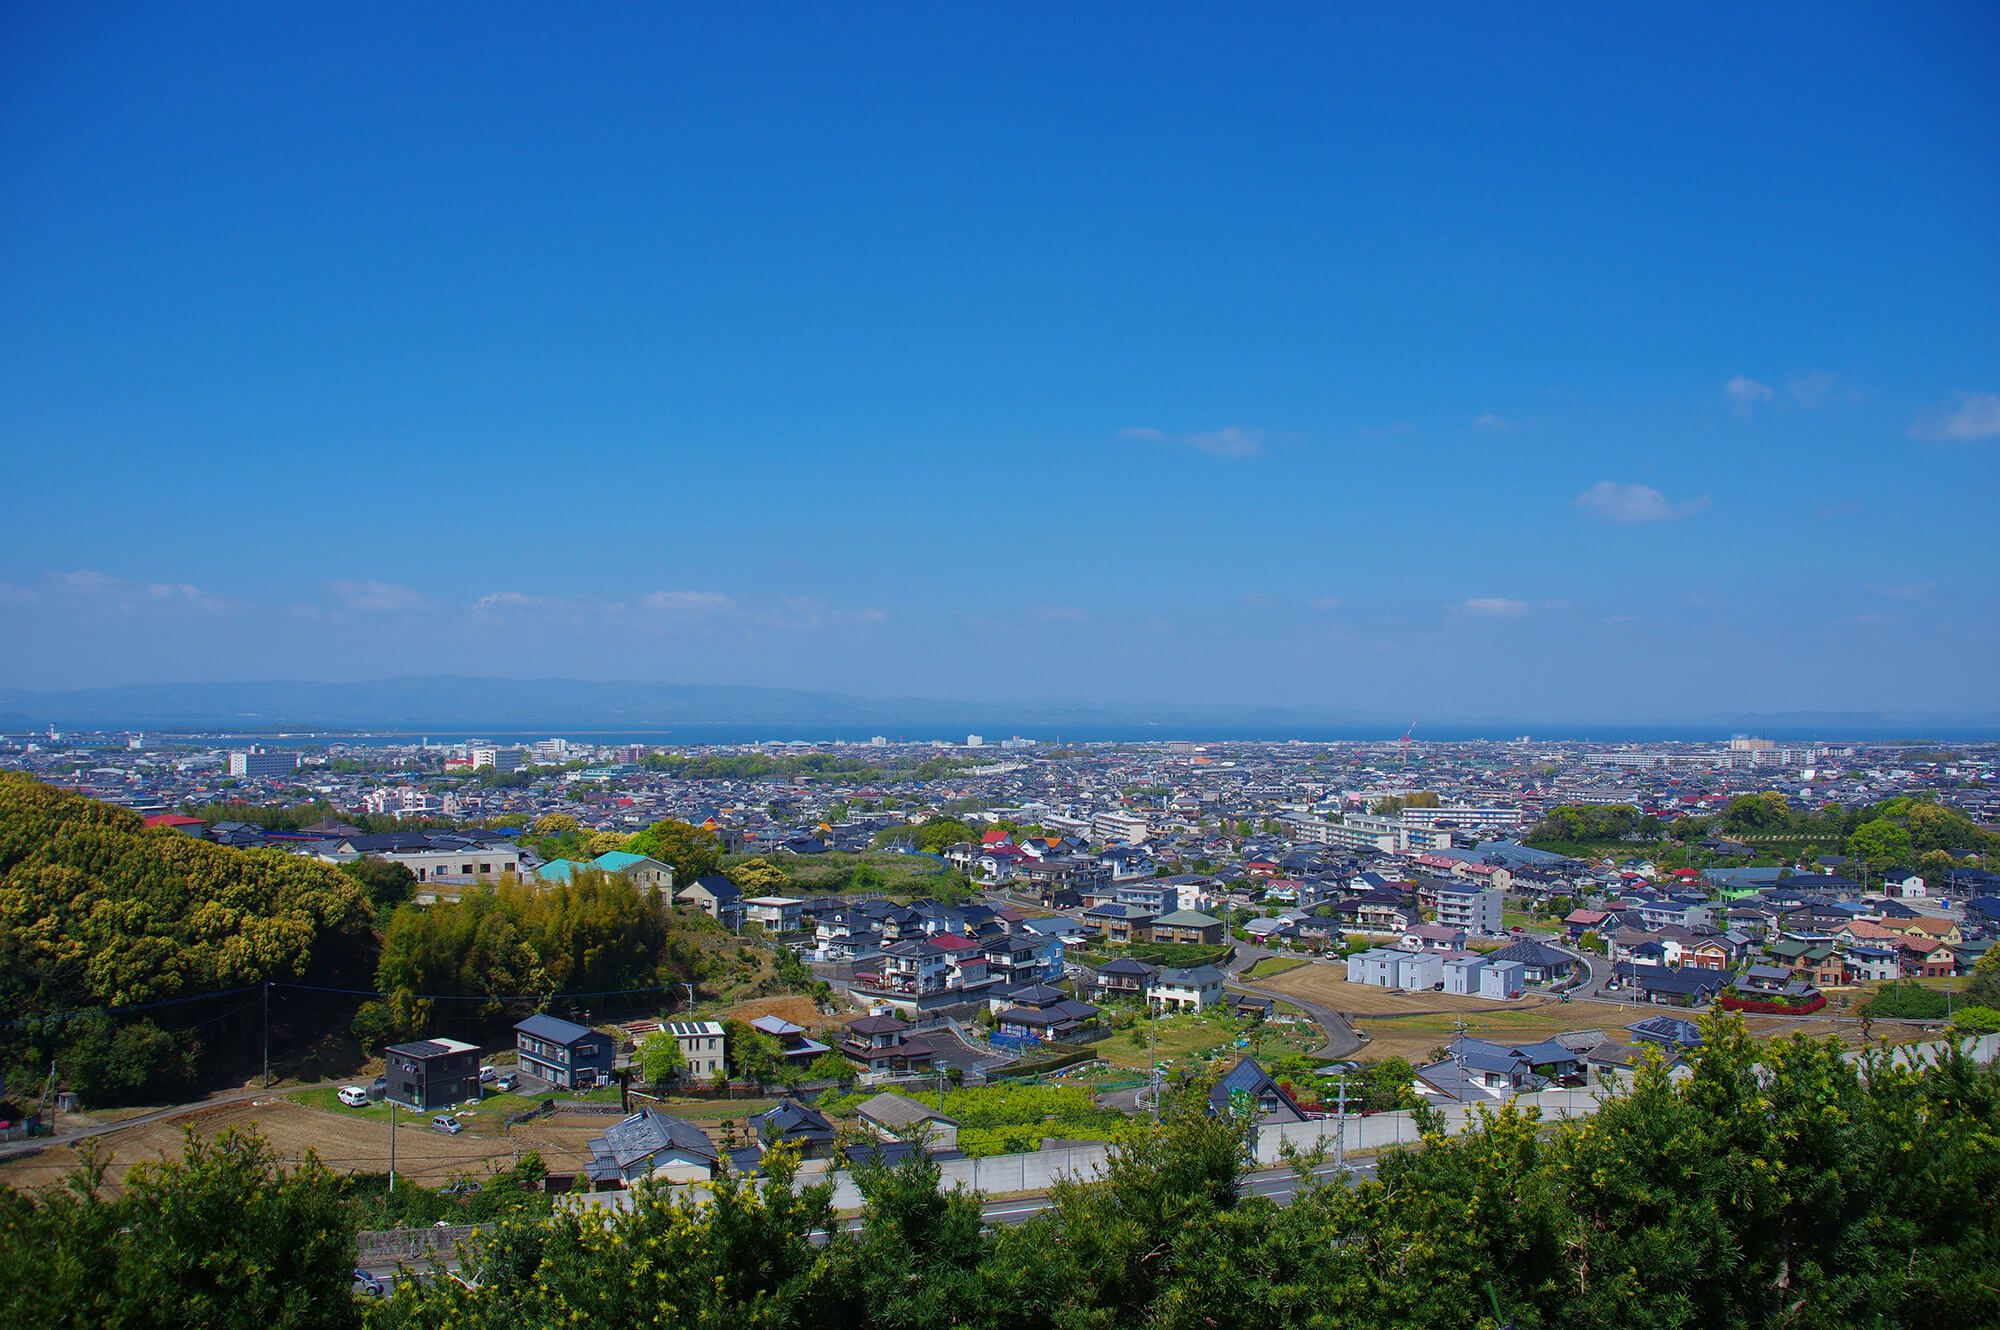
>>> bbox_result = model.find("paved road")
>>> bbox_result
[1222,947,1364,1060]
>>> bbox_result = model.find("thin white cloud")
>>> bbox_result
[1461,597,1529,618]
[471,590,554,615]
[1909,392,2000,441]
[640,590,735,613]
[1787,370,1847,408]
[1121,424,1267,457]
[1724,375,1773,412]
[1869,580,1935,602]
[1307,595,1344,611]
[1027,604,1091,623]
[1574,481,1710,524]
[328,579,425,612]
[54,569,228,613]
[753,595,887,629]
[1472,412,1510,432]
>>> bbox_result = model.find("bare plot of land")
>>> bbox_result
[1261,960,1552,1017]
[0,1093,655,1194]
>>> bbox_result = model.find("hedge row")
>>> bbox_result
[1718,991,1828,1016]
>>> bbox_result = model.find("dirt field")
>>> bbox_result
[1260,960,1553,1016]
[716,994,839,1031]
[0,1093,656,1194]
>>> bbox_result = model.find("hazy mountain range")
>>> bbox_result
[0,677,1994,740]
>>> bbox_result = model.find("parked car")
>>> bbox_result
[352,1270,384,1297]
[431,1114,463,1135]
[337,1086,370,1108]
[479,1065,497,1083]
[493,1073,519,1092]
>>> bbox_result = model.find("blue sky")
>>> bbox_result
[2,4,1996,717]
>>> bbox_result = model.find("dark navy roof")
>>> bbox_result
[514,1013,601,1045]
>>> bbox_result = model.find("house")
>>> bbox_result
[1147,964,1226,1011]
[1229,993,1275,1021]
[995,994,1101,1042]
[1208,1057,1308,1125]
[1345,947,1443,991]
[1150,909,1226,946]
[665,1020,728,1079]
[865,940,953,996]
[1897,935,1956,980]
[1627,1015,1703,1055]
[1241,915,1296,944]
[1402,923,1468,953]
[1084,902,1158,944]
[514,1014,617,1090]
[980,931,1065,986]
[750,1099,837,1159]
[1485,938,1576,984]
[1738,963,1795,996]
[589,850,676,895]
[677,874,746,929]
[1563,908,1612,942]
[1614,962,1726,1008]
[743,896,807,931]
[585,1109,720,1187]
[749,1015,828,1064]
[839,1014,935,1077]
[1686,934,1748,972]
[855,1092,959,1151]
[1442,954,1485,996]
[1414,1036,1582,1102]
[1093,957,1158,999]
[1840,943,1901,983]
[1478,959,1526,1001]
[383,1037,481,1111]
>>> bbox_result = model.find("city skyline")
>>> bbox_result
[3,6,1996,713]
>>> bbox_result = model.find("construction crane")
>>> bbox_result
[1397,720,1418,768]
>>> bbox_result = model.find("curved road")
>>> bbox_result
[1223,946,1365,1060]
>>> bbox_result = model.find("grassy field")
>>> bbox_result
[1243,955,1308,980]
[1093,1009,1320,1072]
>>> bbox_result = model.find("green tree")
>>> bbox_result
[0,1129,358,1330]
[1849,817,1914,868]
[628,818,723,881]
[338,853,416,912]
[639,1029,686,1086]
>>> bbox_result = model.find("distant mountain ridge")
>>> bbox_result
[0,676,1991,737]
[0,676,1384,731]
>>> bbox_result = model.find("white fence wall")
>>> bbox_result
[577,1032,1999,1214]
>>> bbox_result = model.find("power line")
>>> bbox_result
[0,985,261,1029]
[275,981,687,1003]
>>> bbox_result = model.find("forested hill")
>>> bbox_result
[0,773,375,1100]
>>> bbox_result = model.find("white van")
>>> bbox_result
[337,1086,370,1108]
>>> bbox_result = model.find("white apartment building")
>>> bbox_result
[1091,811,1151,844]
[1433,884,1504,936]
[665,1020,727,1079]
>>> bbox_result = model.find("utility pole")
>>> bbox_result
[261,982,270,1089]
[1332,1073,1349,1175]
[388,1098,397,1193]
[1148,994,1160,1124]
